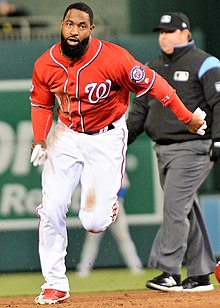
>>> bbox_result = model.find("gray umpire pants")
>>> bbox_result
[148,139,216,276]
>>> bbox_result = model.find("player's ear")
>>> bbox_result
[90,24,95,33]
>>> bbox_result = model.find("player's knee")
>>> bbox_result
[88,229,104,234]
[82,221,107,233]
[80,214,108,233]
[79,201,119,233]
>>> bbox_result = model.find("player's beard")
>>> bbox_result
[60,33,90,60]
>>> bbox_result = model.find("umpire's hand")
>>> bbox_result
[210,141,220,162]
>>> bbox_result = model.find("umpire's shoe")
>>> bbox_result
[146,272,182,292]
[182,275,214,292]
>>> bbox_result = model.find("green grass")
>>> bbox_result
[0,268,219,297]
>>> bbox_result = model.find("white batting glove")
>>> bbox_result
[30,144,48,167]
[193,107,207,136]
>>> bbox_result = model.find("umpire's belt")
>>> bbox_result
[83,123,115,135]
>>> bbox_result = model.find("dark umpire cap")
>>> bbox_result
[153,12,190,32]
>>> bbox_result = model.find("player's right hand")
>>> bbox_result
[186,114,206,134]
[30,142,48,167]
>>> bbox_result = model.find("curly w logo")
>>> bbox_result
[85,80,112,104]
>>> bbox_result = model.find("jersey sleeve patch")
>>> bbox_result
[130,65,146,83]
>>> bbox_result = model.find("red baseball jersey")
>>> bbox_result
[30,37,192,142]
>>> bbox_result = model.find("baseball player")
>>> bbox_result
[30,2,205,305]
[77,173,144,277]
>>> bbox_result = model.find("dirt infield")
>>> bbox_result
[2,289,220,308]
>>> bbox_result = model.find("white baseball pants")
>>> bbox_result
[36,115,128,292]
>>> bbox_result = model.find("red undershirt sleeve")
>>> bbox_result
[148,72,193,124]
[31,106,53,143]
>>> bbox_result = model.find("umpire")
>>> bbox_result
[127,12,220,292]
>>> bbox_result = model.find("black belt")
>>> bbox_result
[83,123,115,135]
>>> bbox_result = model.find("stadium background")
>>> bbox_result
[1,0,220,273]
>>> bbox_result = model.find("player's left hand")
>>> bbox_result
[31,142,48,167]
[186,114,206,134]
[210,141,220,162]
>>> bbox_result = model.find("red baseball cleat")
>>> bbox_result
[35,288,70,304]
